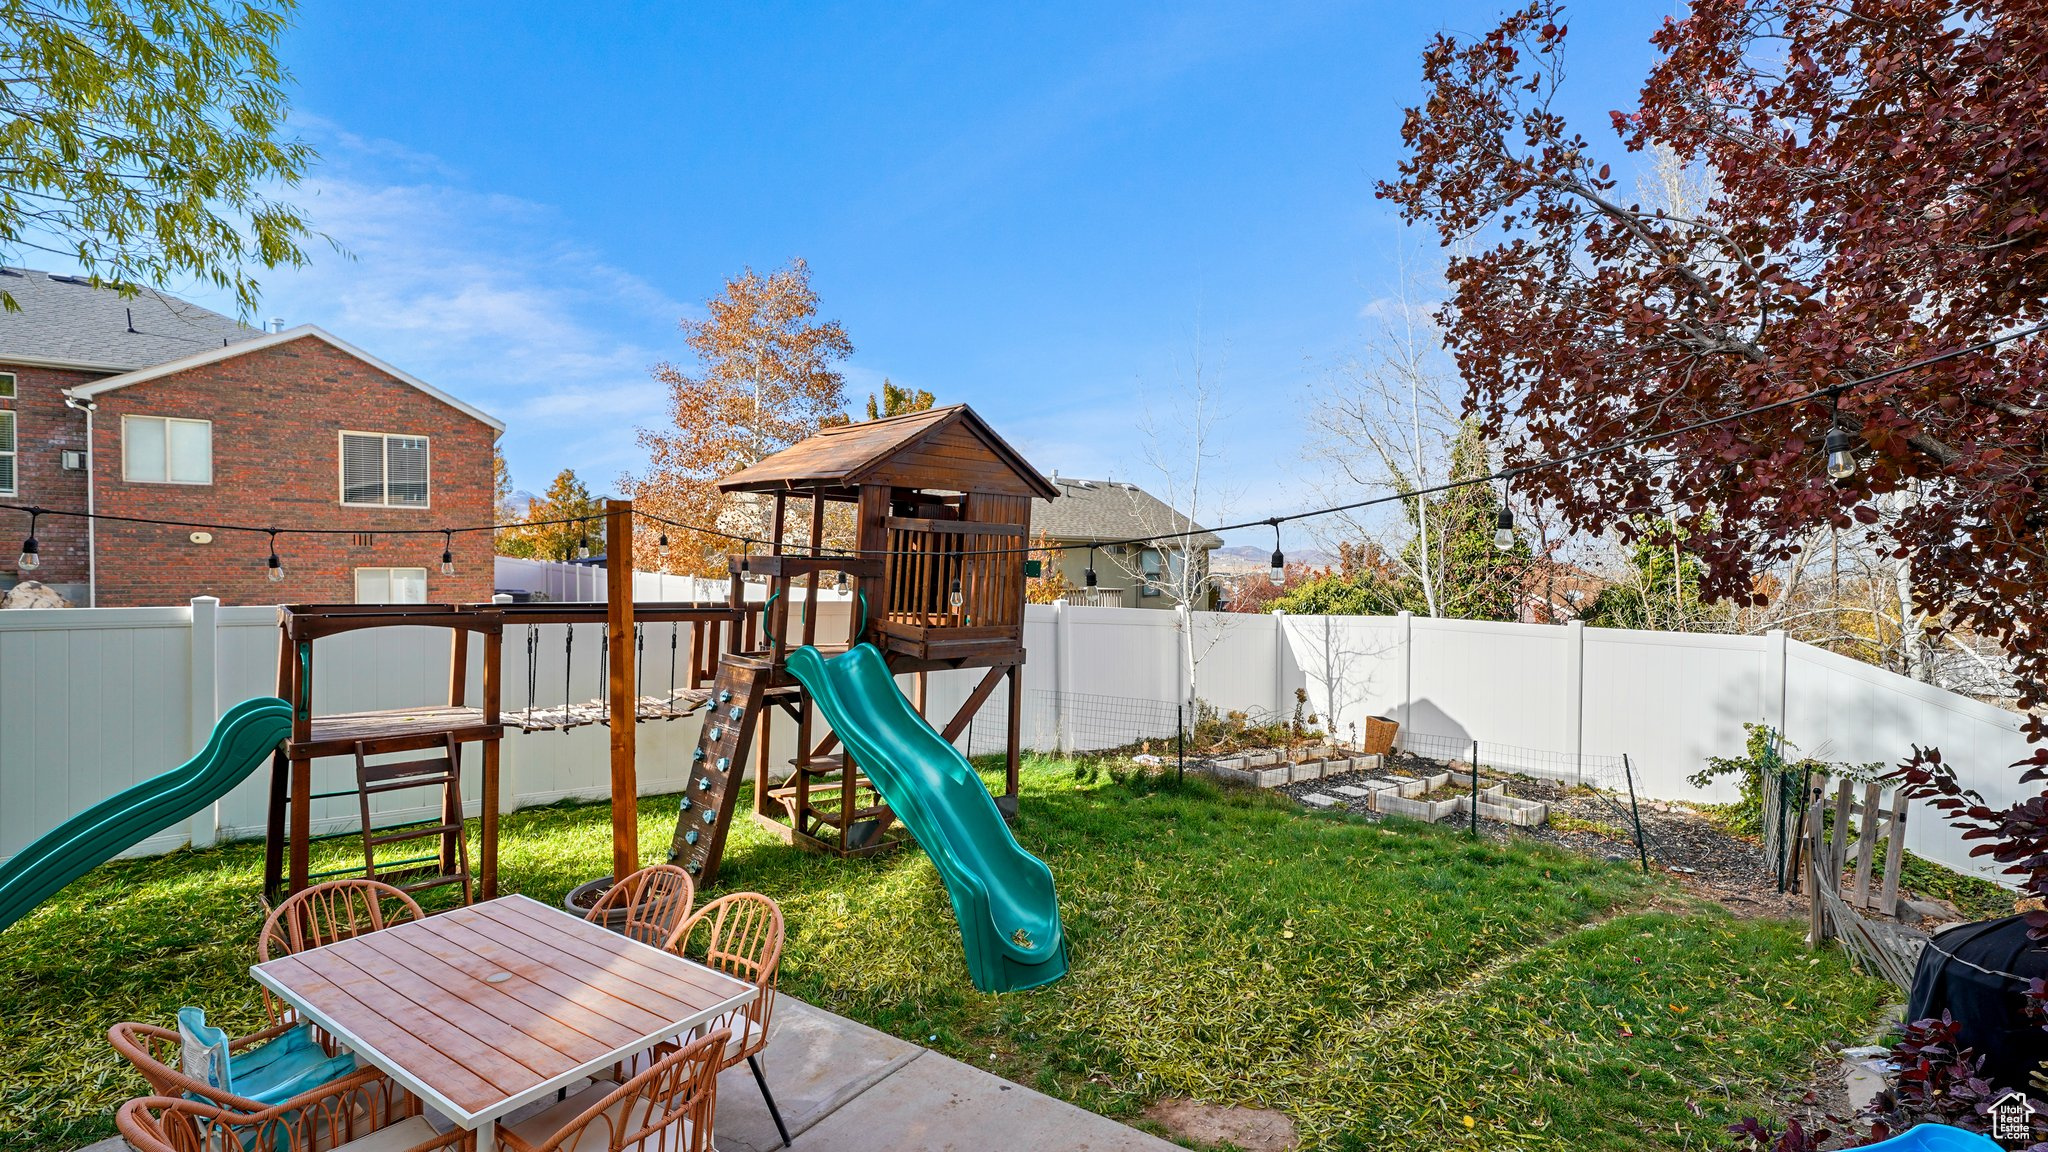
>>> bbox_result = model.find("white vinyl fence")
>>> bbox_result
[493,556,733,603]
[0,598,2034,882]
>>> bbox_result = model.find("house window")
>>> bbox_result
[340,431,430,508]
[0,409,14,496]
[0,372,14,399]
[1138,548,1163,597]
[122,415,213,484]
[355,567,428,604]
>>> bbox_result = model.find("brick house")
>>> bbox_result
[0,270,504,606]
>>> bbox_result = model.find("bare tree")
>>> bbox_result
[1117,328,1238,711]
[1305,255,1517,618]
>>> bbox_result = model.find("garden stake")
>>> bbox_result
[1470,740,1479,837]
[1623,753,1649,874]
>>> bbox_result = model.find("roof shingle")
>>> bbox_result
[0,268,260,370]
[1031,477,1222,550]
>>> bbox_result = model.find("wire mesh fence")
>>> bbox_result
[1024,690,1188,766]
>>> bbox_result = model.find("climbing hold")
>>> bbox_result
[697,776,711,790]
[728,705,743,721]
[718,690,731,703]
[716,757,729,771]
[692,748,705,762]
[678,796,692,811]
[685,861,701,874]
[708,726,722,741]
[701,808,716,824]
[685,828,699,845]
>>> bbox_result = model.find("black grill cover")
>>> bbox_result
[1906,915,2048,1090]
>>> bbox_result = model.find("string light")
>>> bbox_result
[439,530,456,576]
[1494,478,1516,551]
[1268,520,1284,586]
[949,578,963,610]
[657,531,670,561]
[1824,394,1858,480]
[0,323,2035,587]
[16,508,39,571]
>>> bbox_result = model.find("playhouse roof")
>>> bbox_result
[719,404,1058,500]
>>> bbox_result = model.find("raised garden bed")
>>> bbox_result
[1199,750,1380,789]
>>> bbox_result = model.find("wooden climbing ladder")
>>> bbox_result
[352,733,473,903]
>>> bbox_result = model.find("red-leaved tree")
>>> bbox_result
[1380,0,2048,737]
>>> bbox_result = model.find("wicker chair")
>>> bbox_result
[496,1030,728,1152]
[582,864,696,950]
[108,1019,416,1125]
[258,878,425,1029]
[672,893,788,1147]
[118,1093,469,1152]
[110,1059,439,1152]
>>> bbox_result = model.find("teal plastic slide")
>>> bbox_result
[0,696,293,934]
[785,644,1067,993]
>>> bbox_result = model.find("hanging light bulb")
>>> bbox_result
[949,578,963,610]
[575,520,591,560]
[1084,546,1098,588]
[657,531,670,560]
[265,530,285,583]
[16,509,39,571]
[1824,398,1858,480]
[1269,520,1285,585]
[439,530,456,576]
[836,569,847,589]
[1494,506,1515,551]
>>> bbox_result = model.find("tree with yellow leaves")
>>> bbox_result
[627,260,853,575]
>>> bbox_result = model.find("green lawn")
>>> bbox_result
[0,758,1887,1151]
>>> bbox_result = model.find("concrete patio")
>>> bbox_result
[78,996,1177,1152]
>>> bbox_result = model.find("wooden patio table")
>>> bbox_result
[251,894,755,1152]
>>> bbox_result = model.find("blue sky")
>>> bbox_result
[182,2,1671,547]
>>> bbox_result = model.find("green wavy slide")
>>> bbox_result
[785,643,1067,993]
[0,696,292,934]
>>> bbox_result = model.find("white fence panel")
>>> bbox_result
[0,607,192,860]
[1581,628,1770,802]
[1785,638,2032,878]
[1405,617,1572,754]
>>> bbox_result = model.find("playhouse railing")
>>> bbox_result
[880,517,1026,633]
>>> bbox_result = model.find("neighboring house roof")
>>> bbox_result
[1031,477,1223,551]
[0,267,262,371]
[720,403,1059,500]
[65,325,507,433]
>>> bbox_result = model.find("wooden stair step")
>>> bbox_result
[365,822,464,848]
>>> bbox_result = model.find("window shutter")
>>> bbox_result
[385,437,429,506]
[341,433,385,504]
[0,410,13,493]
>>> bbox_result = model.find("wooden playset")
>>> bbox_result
[263,404,1056,902]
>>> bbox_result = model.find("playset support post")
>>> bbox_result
[606,498,638,884]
